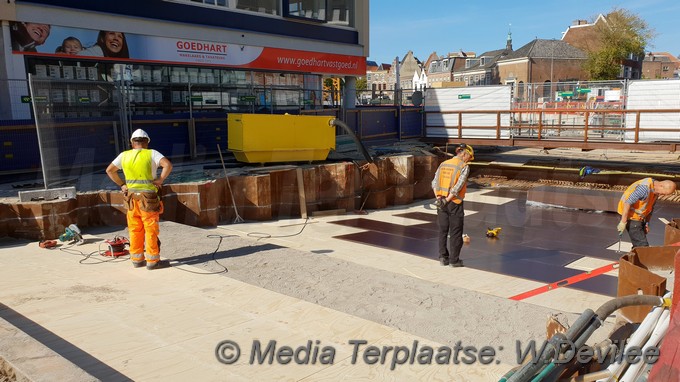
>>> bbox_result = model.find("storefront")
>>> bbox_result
[0,0,368,174]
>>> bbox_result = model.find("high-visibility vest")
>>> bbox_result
[618,178,656,221]
[434,157,467,204]
[121,149,156,192]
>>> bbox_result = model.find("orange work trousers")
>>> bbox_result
[127,198,162,265]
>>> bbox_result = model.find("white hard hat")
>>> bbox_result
[130,129,150,143]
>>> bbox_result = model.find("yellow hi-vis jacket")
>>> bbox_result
[434,157,467,204]
[121,149,156,192]
[618,178,656,221]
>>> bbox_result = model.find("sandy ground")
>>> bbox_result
[88,220,616,368]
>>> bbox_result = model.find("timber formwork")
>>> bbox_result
[0,155,439,241]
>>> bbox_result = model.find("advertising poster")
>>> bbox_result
[9,21,365,76]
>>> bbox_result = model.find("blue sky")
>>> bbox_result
[368,0,680,65]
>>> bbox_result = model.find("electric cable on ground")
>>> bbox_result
[163,234,232,275]
[246,217,311,240]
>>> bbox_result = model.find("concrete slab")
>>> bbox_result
[2,185,668,381]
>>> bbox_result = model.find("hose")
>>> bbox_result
[529,362,556,382]
[498,369,516,382]
[569,295,671,382]
[506,295,668,382]
[507,311,595,382]
[555,295,667,381]
[331,119,374,163]
[604,293,671,381]
[619,309,670,381]
[594,295,665,321]
[506,333,568,382]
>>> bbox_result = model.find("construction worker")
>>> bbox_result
[617,178,676,248]
[432,143,474,267]
[106,129,173,270]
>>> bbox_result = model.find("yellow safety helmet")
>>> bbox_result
[457,143,474,160]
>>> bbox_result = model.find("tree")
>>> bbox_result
[355,77,367,91]
[583,8,655,80]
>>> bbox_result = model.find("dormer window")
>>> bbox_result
[465,58,480,68]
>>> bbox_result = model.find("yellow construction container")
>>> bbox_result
[228,114,336,163]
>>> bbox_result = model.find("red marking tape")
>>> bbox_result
[509,262,619,301]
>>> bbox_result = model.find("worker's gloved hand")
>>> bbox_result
[616,221,626,234]
[434,197,448,210]
[434,197,443,209]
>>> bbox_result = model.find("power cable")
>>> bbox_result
[166,234,232,275]
[54,233,232,274]
[246,217,311,240]
[58,242,130,265]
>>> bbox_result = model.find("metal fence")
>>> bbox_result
[0,76,426,181]
[355,89,424,107]
[28,75,122,189]
[511,80,628,140]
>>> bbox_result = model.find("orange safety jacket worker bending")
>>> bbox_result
[618,177,656,222]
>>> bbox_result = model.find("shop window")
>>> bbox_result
[24,56,320,116]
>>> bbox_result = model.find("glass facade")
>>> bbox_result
[179,0,354,26]
[25,56,322,117]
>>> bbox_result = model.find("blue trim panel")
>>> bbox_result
[16,0,358,45]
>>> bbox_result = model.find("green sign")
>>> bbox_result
[189,95,203,102]
[458,94,471,99]
[577,88,591,94]
[78,97,90,103]
[559,91,574,97]
[239,96,256,102]
[21,95,47,103]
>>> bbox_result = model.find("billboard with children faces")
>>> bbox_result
[9,21,365,75]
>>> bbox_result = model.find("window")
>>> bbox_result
[179,0,279,15]
[237,0,278,14]
[283,0,353,26]
[465,58,479,69]
[286,0,325,21]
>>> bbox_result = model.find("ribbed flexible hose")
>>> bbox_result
[331,119,374,163]
[506,295,667,382]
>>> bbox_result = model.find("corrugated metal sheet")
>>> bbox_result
[424,86,512,139]
[625,79,680,142]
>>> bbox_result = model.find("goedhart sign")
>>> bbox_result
[9,21,365,76]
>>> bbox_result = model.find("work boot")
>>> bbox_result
[439,257,449,266]
[146,261,159,270]
[132,260,146,268]
[450,260,464,268]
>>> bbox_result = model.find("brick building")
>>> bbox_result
[497,39,588,99]
[642,52,680,79]
[562,14,643,79]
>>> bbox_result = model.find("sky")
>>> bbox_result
[368,0,680,65]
